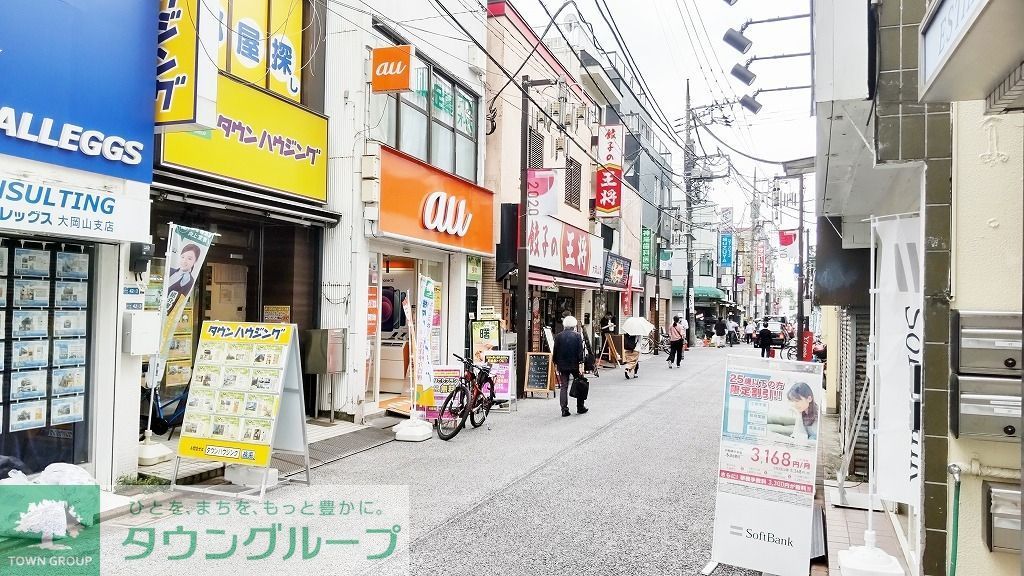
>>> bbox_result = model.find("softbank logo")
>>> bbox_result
[730,525,794,547]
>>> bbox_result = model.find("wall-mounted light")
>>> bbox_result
[730,62,756,85]
[722,13,811,55]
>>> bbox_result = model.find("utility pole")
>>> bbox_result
[796,173,806,360]
[684,80,696,347]
[517,75,556,398]
[750,167,759,320]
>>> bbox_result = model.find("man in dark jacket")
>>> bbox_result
[552,315,587,417]
[758,324,775,358]
[714,318,727,348]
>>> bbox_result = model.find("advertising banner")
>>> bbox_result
[151,224,215,385]
[711,356,824,576]
[527,214,603,280]
[595,125,624,217]
[873,216,922,504]
[527,168,561,219]
[162,74,328,202]
[483,351,514,403]
[413,275,435,409]
[720,233,734,268]
[0,0,157,183]
[155,0,219,131]
[467,255,483,282]
[177,321,298,467]
[641,226,653,272]
[621,275,633,316]
[229,0,269,85]
[602,253,631,290]
[267,0,304,101]
[418,365,460,420]
[659,249,673,272]
[471,320,501,363]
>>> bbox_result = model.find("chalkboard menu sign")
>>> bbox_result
[525,352,554,392]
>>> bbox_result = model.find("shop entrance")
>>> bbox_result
[367,252,447,415]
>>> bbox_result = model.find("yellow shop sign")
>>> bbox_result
[161,73,328,202]
[155,0,219,131]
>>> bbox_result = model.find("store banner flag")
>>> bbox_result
[413,275,435,415]
[595,125,624,217]
[483,351,514,403]
[874,215,923,504]
[151,224,215,385]
[659,249,673,272]
[719,233,734,268]
[711,355,824,576]
[779,230,798,247]
[527,168,561,219]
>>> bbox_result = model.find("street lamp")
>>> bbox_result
[722,13,811,55]
[739,85,812,115]
[730,53,811,86]
[722,0,738,5]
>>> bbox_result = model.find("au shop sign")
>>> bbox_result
[0,1,157,182]
[0,158,151,243]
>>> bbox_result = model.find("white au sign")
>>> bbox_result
[422,191,472,237]
[711,355,824,576]
[0,158,150,243]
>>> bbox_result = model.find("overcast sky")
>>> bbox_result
[516,0,815,293]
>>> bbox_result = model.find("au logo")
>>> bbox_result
[371,45,415,94]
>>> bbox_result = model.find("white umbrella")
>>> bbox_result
[621,316,655,336]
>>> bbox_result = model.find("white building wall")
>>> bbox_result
[948,99,1022,576]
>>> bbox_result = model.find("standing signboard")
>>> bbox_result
[710,355,824,576]
[174,321,311,500]
[418,365,461,420]
[525,352,554,395]
[595,125,624,217]
[483,351,514,405]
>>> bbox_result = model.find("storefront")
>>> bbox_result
[363,145,494,412]
[0,1,156,484]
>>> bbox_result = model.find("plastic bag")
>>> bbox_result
[37,463,97,486]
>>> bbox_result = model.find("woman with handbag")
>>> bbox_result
[666,316,685,368]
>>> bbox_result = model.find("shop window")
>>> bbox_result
[699,255,714,277]
[528,128,544,169]
[1,240,93,474]
[399,100,428,161]
[565,156,582,209]
[454,87,478,181]
[370,93,398,148]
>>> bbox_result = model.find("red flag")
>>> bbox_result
[779,230,798,246]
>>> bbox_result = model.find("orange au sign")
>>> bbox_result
[371,45,415,93]
[378,146,494,256]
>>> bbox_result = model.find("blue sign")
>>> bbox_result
[0,1,158,182]
[719,233,734,268]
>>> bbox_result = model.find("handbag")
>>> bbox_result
[569,375,589,400]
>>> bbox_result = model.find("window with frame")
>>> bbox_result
[565,157,581,209]
[699,255,714,276]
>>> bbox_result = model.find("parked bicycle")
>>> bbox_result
[435,354,496,441]
[139,384,190,439]
[639,330,671,355]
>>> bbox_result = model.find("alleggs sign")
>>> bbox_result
[0,0,157,182]
[595,124,624,217]
[378,146,494,256]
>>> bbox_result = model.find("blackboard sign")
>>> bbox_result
[604,333,624,363]
[525,352,554,392]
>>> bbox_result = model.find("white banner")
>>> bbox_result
[873,216,922,504]
[415,274,435,397]
[711,356,825,576]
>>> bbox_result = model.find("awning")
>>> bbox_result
[554,277,601,290]
[528,272,556,288]
[600,284,626,292]
[694,286,728,300]
[631,285,645,293]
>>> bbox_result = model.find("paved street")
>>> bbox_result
[320,345,761,576]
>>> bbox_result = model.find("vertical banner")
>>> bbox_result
[711,356,825,576]
[483,351,514,403]
[267,0,303,100]
[719,233,734,268]
[431,283,442,364]
[151,224,215,384]
[873,216,923,504]
[621,275,633,317]
[595,125,624,217]
[526,168,561,219]
[414,275,435,411]
[366,286,379,337]
[640,226,653,273]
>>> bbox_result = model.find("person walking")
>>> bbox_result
[744,320,755,344]
[623,333,640,379]
[553,316,587,417]
[727,317,739,346]
[666,316,685,368]
[714,318,727,348]
[758,323,775,358]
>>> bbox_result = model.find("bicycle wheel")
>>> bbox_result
[470,378,495,428]
[785,345,797,360]
[436,385,469,441]
[639,337,652,355]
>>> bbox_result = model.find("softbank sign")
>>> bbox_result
[0,107,146,166]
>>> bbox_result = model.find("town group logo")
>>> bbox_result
[0,485,100,576]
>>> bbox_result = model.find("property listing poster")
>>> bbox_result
[710,356,824,576]
[177,321,293,467]
[483,351,514,403]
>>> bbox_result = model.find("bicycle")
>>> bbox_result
[782,338,799,360]
[139,384,190,439]
[435,354,495,441]
[639,330,671,355]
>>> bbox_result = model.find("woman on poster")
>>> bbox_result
[165,243,201,311]
[786,382,819,440]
